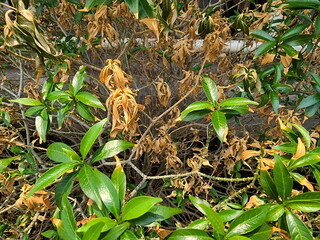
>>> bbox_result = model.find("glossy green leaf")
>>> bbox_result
[75,92,105,110]
[272,143,297,154]
[219,98,258,107]
[297,94,320,110]
[27,162,78,198]
[10,98,43,106]
[181,101,214,119]
[187,219,210,230]
[124,0,139,17]
[0,156,19,173]
[47,142,81,163]
[71,67,86,95]
[76,102,94,122]
[121,196,162,221]
[266,204,284,221]
[182,109,213,121]
[280,24,309,41]
[95,169,120,218]
[284,34,313,45]
[251,30,275,41]
[220,105,249,115]
[101,222,130,240]
[82,222,104,240]
[189,195,211,215]
[244,223,273,240]
[211,110,227,142]
[55,171,78,208]
[274,155,293,201]
[289,123,311,149]
[138,0,155,18]
[270,91,279,114]
[219,209,243,223]
[166,229,214,240]
[111,164,126,205]
[254,41,276,58]
[120,230,138,240]
[90,140,134,164]
[24,106,46,117]
[286,210,313,240]
[226,205,269,238]
[60,195,77,240]
[77,217,116,233]
[202,76,218,103]
[260,170,279,200]
[46,91,71,101]
[227,236,251,240]
[288,153,320,169]
[285,192,320,212]
[80,118,108,159]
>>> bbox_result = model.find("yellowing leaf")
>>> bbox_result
[241,150,260,160]
[140,18,160,41]
[292,137,305,160]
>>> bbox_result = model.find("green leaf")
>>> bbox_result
[80,118,108,159]
[41,230,56,238]
[272,143,297,154]
[0,156,19,173]
[138,0,155,18]
[55,171,78,208]
[202,76,218,103]
[270,91,279,114]
[166,229,214,240]
[280,24,309,41]
[315,14,320,36]
[182,109,213,121]
[35,109,49,142]
[75,92,105,110]
[111,164,126,205]
[27,162,78,198]
[285,192,320,212]
[244,223,273,240]
[46,91,71,101]
[76,102,94,122]
[124,0,139,17]
[95,169,120,219]
[187,219,210,230]
[24,106,46,117]
[285,0,320,9]
[82,222,104,240]
[286,210,313,240]
[288,153,320,169]
[218,98,258,107]
[218,210,243,223]
[60,195,77,239]
[266,204,284,221]
[189,195,224,239]
[226,205,269,238]
[120,230,138,240]
[260,170,279,200]
[274,155,293,201]
[220,105,249,115]
[251,30,275,41]
[77,217,116,233]
[284,34,313,46]
[90,140,134,164]
[10,98,43,106]
[121,196,162,221]
[289,122,311,149]
[47,143,81,163]
[227,236,251,240]
[297,94,320,110]
[130,205,182,226]
[71,67,86,95]
[181,101,214,120]
[211,110,227,142]
[254,41,276,58]
[101,222,130,240]
[280,44,298,57]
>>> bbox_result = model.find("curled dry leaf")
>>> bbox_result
[259,158,275,170]
[140,18,160,41]
[245,195,264,209]
[155,78,171,107]
[15,184,53,212]
[241,150,260,160]
[292,137,305,160]
[172,38,194,67]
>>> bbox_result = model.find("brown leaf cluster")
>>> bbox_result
[54,0,78,30]
[15,184,53,213]
[101,59,143,138]
[171,38,194,67]
[155,77,171,107]
[0,126,20,154]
